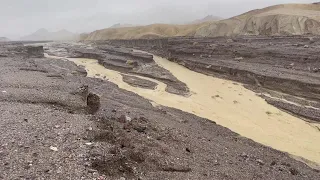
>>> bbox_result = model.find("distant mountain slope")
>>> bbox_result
[81,3,320,40]
[0,37,10,42]
[109,23,134,29]
[190,15,223,24]
[195,3,320,37]
[82,23,210,40]
[21,29,78,41]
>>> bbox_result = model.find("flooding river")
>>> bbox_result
[46,53,320,167]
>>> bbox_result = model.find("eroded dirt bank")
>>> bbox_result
[45,42,189,96]
[0,42,319,179]
[107,36,320,122]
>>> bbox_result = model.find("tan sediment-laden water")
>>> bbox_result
[45,53,320,167]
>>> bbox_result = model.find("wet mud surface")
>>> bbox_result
[0,41,319,179]
[108,36,320,123]
[45,42,189,96]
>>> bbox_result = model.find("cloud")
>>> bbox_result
[0,0,315,39]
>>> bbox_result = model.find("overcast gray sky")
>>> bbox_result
[0,0,315,39]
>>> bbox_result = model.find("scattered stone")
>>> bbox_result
[312,68,319,73]
[133,125,147,133]
[87,127,93,131]
[126,60,138,66]
[308,37,315,44]
[256,159,265,165]
[270,161,277,166]
[87,168,97,173]
[84,162,91,167]
[120,177,126,180]
[235,57,244,61]
[118,115,132,123]
[214,160,220,166]
[85,142,93,146]
[206,65,212,69]
[1,91,7,93]
[289,168,299,175]
[240,152,249,159]
[186,148,191,153]
[227,39,234,43]
[49,146,58,152]
[23,118,28,122]
[304,45,309,48]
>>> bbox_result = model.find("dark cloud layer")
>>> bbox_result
[0,0,315,39]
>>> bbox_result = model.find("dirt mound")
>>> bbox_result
[82,23,210,40]
[195,3,320,37]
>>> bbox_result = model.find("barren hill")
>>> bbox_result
[21,29,78,41]
[82,23,210,40]
[195,3,320,37]
[0,37,10,42]
[81,3,320,40]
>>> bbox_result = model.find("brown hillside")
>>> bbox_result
[81,3,320,40]
[195,3,320,37]
[82,23,210,40]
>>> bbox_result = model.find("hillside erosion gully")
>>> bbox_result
[104,36,320,122]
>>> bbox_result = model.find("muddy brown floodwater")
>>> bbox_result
[46,53,320,168]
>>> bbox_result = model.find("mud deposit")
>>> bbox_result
[109,36,320,121]
[50,52,320,168]
[1,42,319,179]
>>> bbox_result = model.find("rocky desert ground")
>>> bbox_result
[1,37,319,179]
